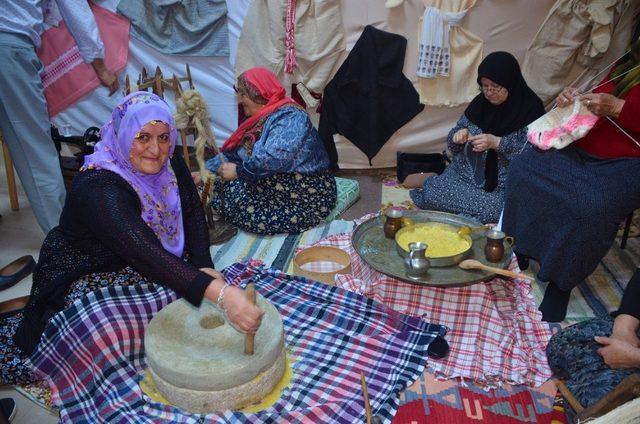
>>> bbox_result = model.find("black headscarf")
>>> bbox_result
[464,51,544,192]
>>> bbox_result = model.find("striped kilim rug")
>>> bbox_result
[210,217,361,271]
[530,236,640,325]
[394,373,566,424]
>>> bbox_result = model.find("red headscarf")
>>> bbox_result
[221,67,296,152]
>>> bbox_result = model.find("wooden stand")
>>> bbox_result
[1,132,19,211]
[557,375,640,422]
[124,65,196,170]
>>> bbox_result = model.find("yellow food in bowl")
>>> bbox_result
[396,223,471,258]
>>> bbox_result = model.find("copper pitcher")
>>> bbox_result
[484,229,514,263]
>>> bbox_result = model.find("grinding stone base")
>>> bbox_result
[150,350,287,413]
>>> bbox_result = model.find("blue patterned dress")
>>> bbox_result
[409,115,529,223]
[208,106,336,234]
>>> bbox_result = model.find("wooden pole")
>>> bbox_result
[361,371,373,424]
[1,138,19,211]
[186,63,194,89]
[556,380,584,414]
[154,66,163,97]
[244,283,256,355]
[179,129,190,171]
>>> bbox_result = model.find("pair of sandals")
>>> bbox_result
[0,255,35,318]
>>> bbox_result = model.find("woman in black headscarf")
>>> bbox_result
[409,51,544,223]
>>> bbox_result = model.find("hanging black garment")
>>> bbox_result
[464,51,544,191]
[318,25,425,169]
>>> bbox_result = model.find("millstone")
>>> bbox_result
[145,295,285,413]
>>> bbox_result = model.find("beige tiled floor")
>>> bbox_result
[1,155,55,423]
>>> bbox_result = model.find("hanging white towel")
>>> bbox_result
[417,7,466,78]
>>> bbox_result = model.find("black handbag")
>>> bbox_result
[396,151,449,184]
[51,125,100,188]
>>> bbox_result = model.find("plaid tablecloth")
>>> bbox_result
[299,233,553,387]
[27,261,446,423]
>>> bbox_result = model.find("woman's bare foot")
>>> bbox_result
[402,172,436,188]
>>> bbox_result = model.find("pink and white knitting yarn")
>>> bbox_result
[527,100,598,150]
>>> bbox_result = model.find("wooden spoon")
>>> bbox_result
[457,225,489,237]
[458,259,532,280]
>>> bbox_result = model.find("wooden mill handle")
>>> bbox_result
[478,263,531,280]
[244,283,256,355]
[361,371,373,424]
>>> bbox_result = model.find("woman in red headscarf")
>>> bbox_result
[206,68,336,235]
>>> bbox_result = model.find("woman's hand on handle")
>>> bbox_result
[202,270,264,334]
[221,286,264,333]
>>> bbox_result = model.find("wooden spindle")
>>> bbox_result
[201,176,212,206]
[244,283,256,355]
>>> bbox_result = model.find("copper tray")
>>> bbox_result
[352,210,513,286]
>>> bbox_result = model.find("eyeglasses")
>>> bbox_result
[233,84,238,93]
[480,84,504,94]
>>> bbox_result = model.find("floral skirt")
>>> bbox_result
[211,172,337,235]
[0,267,150,385]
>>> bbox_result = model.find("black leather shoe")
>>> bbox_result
[0,397,16,422]
[0,256,36,291]
[0,295,29,319]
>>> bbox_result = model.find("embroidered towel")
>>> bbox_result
[37,3,129,117]
[417,7,465,78]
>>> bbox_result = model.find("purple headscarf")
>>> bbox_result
[82,91,185,257]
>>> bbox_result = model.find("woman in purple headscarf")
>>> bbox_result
[0,92,263,385]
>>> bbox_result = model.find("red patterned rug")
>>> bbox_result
[394,373,567,423]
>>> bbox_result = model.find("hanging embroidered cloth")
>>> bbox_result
[522,0,633,103]
[417,0,483,107]
[235,0,345,93]
[417,7,465,78]
[37,3,129,117]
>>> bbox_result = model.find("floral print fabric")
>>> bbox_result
[211,171,336,235]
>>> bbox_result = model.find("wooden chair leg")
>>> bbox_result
[1,138,19,211]
[621,211,634,250]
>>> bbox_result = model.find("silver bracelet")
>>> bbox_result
[216,284,230,311]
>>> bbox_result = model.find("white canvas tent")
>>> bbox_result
[52,0,634,169]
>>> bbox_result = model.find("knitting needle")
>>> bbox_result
[244,283,256,355]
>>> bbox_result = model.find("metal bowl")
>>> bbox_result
[394,223,473,267]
